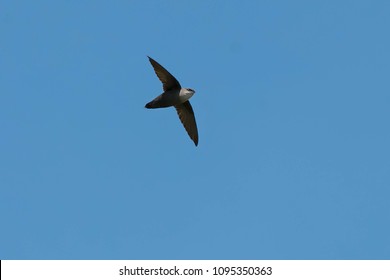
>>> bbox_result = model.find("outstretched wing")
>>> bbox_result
[148,56,181,91]
[175,101,199,146]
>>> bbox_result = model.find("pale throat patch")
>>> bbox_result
[179,89,194,102]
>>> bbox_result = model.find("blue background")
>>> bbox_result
[1,0,389,259]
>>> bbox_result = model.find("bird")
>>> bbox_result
[145,56,199,146]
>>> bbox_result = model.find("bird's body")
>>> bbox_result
[145,56,199,146]
[145,88,195,108]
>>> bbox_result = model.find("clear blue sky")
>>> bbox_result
[1,0,389,259]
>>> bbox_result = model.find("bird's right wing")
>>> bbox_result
[148,56,181,91]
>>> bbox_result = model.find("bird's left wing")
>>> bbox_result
[175,101,199,146]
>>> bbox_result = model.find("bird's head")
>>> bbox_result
[185,88,196,97]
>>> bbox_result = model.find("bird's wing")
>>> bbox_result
[148,56,181,91]
[175,101,199,146]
